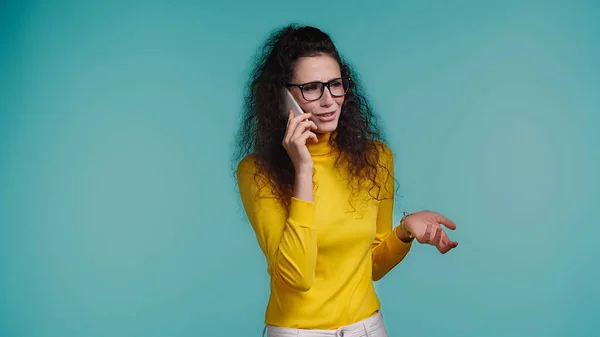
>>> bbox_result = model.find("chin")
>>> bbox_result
[315,120,339,133]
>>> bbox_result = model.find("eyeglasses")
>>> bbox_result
[287,77,351,102]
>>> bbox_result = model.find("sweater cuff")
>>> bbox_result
[288,197,315,228]
[386,226,413,255]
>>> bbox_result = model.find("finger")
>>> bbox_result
[283,110,294,144]
[283,110,294,141]
[438,232,450,251]
[439,230,448,245]
[293,112,312,121]
[422,224,432,242]
[441,230,458,246]
[285,112,307,143]
[291,112,313,126]
[433,212,457,230]
[286,114,312,143]
[291,120,315,141]
[296,130,317,145]
[440,240,458,254]
[431,226,442,246]
[438,231,458,253]
[286,110,293,128]
[303,128,318,143]
[437,233,448,253]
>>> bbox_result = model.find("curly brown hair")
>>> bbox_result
[233,24,394,209]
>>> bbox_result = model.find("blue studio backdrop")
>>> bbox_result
[1,1,599,336]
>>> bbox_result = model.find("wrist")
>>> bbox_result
[295,166,313,178]
[293,167,314,202]
[395,224,414,243]
[396,212,414,243]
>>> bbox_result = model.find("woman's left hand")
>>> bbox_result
[402,211,459,254]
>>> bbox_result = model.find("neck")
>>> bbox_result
[307,132,333,156]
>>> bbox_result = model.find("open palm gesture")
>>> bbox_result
[403,210,459,254]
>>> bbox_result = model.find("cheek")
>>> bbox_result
[335,97,345,109]
[300,101,320,113]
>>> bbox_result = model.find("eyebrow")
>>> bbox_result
[292,77,343,85]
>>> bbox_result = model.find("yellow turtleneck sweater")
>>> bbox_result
[236,132,412,329]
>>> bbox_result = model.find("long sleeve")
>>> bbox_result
[236,156,318,292]
[371,143,412,281]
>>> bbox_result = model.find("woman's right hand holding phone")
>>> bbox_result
[282,110,318,202]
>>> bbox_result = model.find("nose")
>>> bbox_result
[319,87,334,106]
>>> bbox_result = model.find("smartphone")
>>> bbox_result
[282,89,305,117]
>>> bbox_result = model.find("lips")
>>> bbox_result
[313,110,337,122]
[315,111,336,117]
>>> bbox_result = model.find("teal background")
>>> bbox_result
[1,1,598,336]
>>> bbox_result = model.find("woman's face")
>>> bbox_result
[289,54,346,133]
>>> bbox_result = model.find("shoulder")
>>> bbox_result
[236,154,260,197]
[236,154,259,182]
[371,140,394,163]
[236,154,276,200]
[236,154,273,184]
[237,154,257,172]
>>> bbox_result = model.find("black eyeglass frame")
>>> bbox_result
[286,76,352,102]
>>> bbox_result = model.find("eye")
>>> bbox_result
[330,80,342,87]
[304,83,320,92]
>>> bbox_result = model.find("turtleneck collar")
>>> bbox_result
[308,132,334,156]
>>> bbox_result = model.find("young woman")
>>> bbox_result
[234,24,459,337]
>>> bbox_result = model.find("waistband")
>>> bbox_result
[263,311,385,337]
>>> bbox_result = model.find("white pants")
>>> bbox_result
[262,311,389,337]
